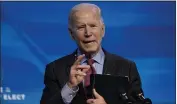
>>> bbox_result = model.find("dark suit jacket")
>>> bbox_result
[40,49,143,104]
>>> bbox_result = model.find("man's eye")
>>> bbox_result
[77,26,84,29]
[79,27,84,28]
[90,24,96,27]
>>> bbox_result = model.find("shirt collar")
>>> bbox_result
[77,48,105,65]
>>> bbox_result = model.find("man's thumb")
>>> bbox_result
[93,89,101,98]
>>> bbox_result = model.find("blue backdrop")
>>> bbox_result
[1,1,176,104]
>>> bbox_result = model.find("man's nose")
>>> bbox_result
[84,25,92,37]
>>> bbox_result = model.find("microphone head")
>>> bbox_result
[118,88,133,104]
[130,88,145,101]
[130,88,152,104]
[137,93,145,100]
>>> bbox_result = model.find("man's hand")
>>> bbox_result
[87,89,107,104]
[67,54,90,88]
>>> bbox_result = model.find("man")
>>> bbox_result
[40,3,143,104]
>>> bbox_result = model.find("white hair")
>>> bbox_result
[68,3,104,29]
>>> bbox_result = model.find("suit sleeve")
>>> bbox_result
[40,63,65,104]
[128,61,144,97]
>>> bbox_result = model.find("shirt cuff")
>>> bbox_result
[61,83,79,104]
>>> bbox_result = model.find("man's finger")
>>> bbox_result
[76,75,84,82]
[76,65,90,70]
[93,89,101,99]
[73,54,85,65]
[86,99,95,104]
[75,70,86,76]
[82,68,90,73]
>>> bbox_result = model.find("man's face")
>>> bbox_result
[69,10,105,54]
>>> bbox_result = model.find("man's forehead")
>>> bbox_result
[74,19,99,25]
[74,10,98,18]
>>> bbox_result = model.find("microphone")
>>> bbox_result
[137,93,152,104]
[120,93,133,104]
[131,89,152,104]
[119,88,133,104]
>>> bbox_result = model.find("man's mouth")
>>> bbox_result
[83,40,95,44]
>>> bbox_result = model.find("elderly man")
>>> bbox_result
[40,3,143,104]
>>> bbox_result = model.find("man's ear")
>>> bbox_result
[101,23,105,37]
[68,28,75,40]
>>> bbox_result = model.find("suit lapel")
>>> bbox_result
[65,51,77,76]
[102,50,116,75]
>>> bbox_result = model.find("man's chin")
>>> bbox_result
[81,47,99,55]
